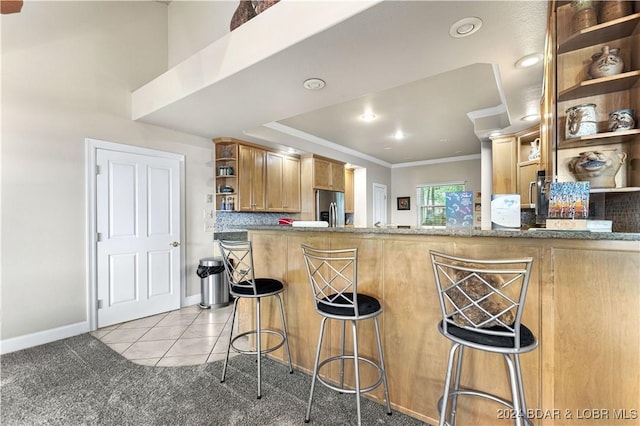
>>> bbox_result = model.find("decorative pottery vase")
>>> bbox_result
[528,138,541,160]
[589,45,624,79]
[608,108,635,132]
[571,0,597,33]
[568,149,627,188]
[230,0,257,31]
[565,103,597,139]
[254,0,279,15]
[599,1,633,23]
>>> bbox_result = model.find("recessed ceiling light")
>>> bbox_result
[489,131,502,137]
[303,78,325,90]
[393,130,405,140]
[449,17,483,38]
[360,113,376,122]
[515,53,543,69]
[521,114,540,122]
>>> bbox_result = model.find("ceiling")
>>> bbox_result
[138,1,549,168]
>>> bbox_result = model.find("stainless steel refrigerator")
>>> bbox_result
[315,189,345,227]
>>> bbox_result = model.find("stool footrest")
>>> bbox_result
[230,329,286,356]
[316,354,384,395]
[439,390,534,426]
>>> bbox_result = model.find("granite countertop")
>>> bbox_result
[239,225,640,241]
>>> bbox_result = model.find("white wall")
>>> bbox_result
[390,158,482,226]
[1,2,215,343]
[167,0,238,67]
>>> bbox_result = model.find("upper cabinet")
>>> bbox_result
[266,152,301,213]
[344,168,354,213]
[553,2,640,191]
[214,138,301,213]
[304,154,346,192]
[491,125,541,208]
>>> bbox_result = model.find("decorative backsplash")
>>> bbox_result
[215,211,299,231]
[604,192,640,233]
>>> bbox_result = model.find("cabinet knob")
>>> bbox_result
[170,241,180,247]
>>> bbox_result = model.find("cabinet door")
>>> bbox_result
[518,163,538,208]
[330,162,345,192]
[283,156,300,212]
[344,168,354,213]
[252,148,266,211]
[266,152,284,212]
[492,136,517,194]
[313,158,332,190]
[238,145,266,211]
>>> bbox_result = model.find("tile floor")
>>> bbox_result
[91,303,238,367]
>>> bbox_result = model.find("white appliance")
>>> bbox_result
[315,190,345,227]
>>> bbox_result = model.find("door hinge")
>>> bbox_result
[96,232,103,242]
[97,299,103,309]
[96,165,101,175]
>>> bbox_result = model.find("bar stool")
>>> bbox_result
[429,250,537,426]
[301,244,391,426]
[217,240,293,399]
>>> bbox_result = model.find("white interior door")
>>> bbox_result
[96,149,181,327]
[373,183,387,226]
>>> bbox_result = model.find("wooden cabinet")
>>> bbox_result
[214,138,238,211]
[306,155,345,191]
[344,168,354,213]
[492,126,541,208]
[238,144,266,212]
[491,135,517,194]
[266,152,300,212]
[300,154,346,220]
[554,5,640,191]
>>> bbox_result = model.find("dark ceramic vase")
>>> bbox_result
[230,0,257,31]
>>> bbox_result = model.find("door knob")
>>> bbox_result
[170,241,180,247]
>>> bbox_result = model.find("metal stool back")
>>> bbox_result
[430,250,537,426]
[217,240,293,399]
[301,244,391,426]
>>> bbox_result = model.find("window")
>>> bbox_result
[416,182,465,227]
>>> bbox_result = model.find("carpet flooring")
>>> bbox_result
[1,334,431,425]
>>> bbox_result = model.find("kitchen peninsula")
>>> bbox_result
[240,226,639,425]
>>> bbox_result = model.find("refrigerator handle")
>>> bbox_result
[330,202,336,227]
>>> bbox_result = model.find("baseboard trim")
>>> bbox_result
[0,321,90,355]
[183,294,201,307]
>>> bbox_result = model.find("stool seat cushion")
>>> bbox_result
[232,278,283,296]
[318,293,381,317]
[440,320,536,349]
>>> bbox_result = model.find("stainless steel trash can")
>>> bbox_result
[197,257,229,309]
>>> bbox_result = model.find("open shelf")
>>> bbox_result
[558,128,640,149]
[558,70,640,102]
[558,13,640,54]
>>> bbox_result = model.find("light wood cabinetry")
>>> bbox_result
[238,144,266,212]
[300,154,346,220]
[344,168,354,213]
[554,5,640,192]
[266,152,300,213]
[247,229,640,426]
[492,126,541,208]
[492,134,517,194]
[305,154,345,191]
[214,138,301,213]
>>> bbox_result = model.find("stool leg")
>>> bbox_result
[305,317,328,423]
[504,354,526,426]
[373,317,392,415]
[256,297,262,399]
[351,319,362,426]
[439,342,461,426]
[221,297,239,383]
[514,354,531,425]
[275,293,293,374]
[449,344,464,426]
[340,320,346,389]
